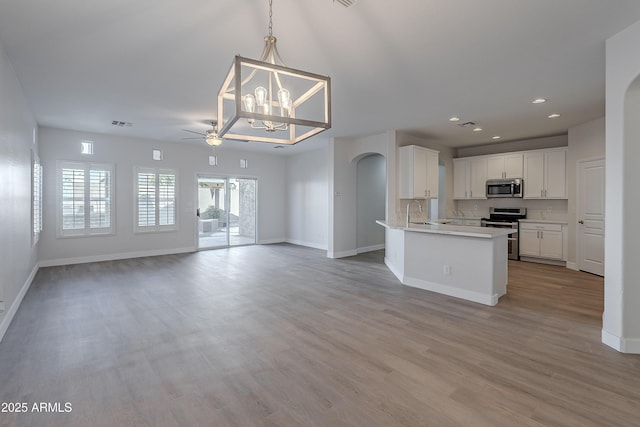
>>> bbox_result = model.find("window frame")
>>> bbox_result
[31,150,43,246]
[134,166,178,233]
[56,160,115,238]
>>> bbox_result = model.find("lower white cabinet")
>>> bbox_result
[519,222,564,260]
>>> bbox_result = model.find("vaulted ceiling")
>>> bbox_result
[2,0,640,153]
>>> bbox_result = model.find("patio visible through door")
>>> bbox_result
[197,176,256,249]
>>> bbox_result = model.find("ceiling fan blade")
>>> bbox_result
[181,137,204,140]
[182,129,206,136]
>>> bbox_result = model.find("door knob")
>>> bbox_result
[578,220,584,224]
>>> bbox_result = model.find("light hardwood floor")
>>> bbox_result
[0,244,638,427]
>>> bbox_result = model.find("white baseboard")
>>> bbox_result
[602,329,640,354]
[519,256,566,267]
[285,239,328,251]
[384,257,403,283]
[38,246,197,267]
[258,238,287,245]
[566,262,578,271]
[0,264,39,343]
[404,276,501,306]
[357,244,385,254]
[328,249,358,259]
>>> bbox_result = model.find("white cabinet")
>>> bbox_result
[519,222,565,260]
[453,157,487,199]
[487,153,523,179]
[399,145,439,199]
[523,148,567,199]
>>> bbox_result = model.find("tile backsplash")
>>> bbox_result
[455,199,568,220]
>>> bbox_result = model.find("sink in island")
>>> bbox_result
[376,220,513,306]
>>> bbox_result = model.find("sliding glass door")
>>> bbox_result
[197,176,256,249]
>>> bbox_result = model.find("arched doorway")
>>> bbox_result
[356,154,386,253]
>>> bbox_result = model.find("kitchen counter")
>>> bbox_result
[378,220,512,238]
[519,219,568,224]
[377,220,509,306]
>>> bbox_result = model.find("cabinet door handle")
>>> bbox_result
[578,220,584,224]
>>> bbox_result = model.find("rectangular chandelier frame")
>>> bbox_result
[217,56,331,145]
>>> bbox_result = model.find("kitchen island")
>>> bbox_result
[376,220,513,306]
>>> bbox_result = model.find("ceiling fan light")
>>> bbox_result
[206,135,222,146]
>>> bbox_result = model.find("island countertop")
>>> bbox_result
[376,220,514,239]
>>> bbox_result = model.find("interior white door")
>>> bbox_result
[577,158,605,276]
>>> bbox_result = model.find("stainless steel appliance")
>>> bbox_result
[486,178,523,198]
[481,207,527,260]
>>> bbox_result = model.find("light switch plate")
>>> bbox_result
[0,301,5,313]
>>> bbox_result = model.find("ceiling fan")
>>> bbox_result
[182,120,222,146]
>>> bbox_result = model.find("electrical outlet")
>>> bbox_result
[0,301,5,313]
[443,264,451,275]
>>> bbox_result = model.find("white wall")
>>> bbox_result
[356,154,386,252]
[329,132,388,258]
[38,127,287,265]
[285,144,329,250]
[604,18,640,353]
[0,39,39,341]
[567,117,605,265]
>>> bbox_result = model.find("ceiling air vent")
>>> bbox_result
[457,121,476,128]
[112,120,133,127]
[334,0,357,7]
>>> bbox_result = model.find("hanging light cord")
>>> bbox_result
[268,0,273,37]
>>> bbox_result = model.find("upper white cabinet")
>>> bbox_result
[399,145,439,199]
[453,157,487,199]
[486,153,523,180]
[523,148,567,199]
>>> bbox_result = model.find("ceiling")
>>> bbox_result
[2,0,640,154]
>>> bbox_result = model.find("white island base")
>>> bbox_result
[377,221,511,306]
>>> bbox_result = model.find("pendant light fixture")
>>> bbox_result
[217,0,331,145]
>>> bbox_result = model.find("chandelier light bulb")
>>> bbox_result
[278,88,291,116]
[243,94,256,113]
[255,87,268,107]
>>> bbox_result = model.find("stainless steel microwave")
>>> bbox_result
[486,178,523,198]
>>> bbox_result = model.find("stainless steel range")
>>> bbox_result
[481,207,527,260]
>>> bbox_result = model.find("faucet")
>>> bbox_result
[406,200,423,227]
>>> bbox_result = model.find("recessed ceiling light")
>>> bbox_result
[548,113,561,119]
[473,127,483,132]
[449,116,460,122]
[532,98,547,104]
[492,136,501,140]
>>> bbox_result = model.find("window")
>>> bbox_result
[80,140,93,155]
[32,152,43,245]
[57,161,114,237]
[135,167,177,232]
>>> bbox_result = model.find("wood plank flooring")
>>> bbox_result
[0,244,638,426]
